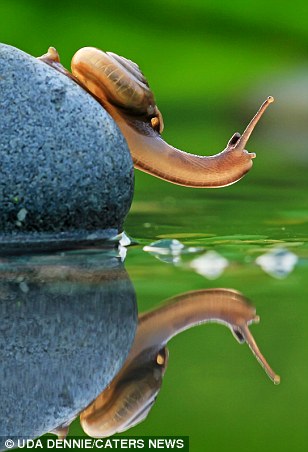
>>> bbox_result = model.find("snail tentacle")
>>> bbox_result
[38,47,80,83]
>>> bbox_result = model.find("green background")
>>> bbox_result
[1,1,308,451]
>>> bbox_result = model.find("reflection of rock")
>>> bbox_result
[190,251,228,279]
[0,250,137,442]
[256,247,298,279]
[0,44,134,250]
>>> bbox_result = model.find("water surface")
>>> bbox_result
[86,154,308,452]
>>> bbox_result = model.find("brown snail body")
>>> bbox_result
[79,289,279,438]
[39,47,273,188]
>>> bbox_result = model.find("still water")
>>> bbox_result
[117,158,307,452]
[1,155,307,452]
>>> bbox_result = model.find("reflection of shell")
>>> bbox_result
[80,347,169,437]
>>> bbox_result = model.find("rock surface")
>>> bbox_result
[0,251,137,441]
[0,44,134,250]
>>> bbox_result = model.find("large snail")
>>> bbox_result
[39,47,273,188]
[75,289,279,438]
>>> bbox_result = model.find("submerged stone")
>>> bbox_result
[0,44,134,250]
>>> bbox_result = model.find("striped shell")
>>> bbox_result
[71,48,164,132]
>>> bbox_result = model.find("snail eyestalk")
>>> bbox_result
[39,46,60,63]
[241,324,280,384]
[235,96,274,152]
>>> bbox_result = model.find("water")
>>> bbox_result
[110,158,307,452]
[1,155,307,452]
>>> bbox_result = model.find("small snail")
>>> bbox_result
[39,47,273,188]
[78,289,280,438]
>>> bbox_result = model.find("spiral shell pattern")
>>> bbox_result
[71,47,163,132]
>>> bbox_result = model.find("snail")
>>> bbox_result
[77,289,279,438]
[38,47,273,188]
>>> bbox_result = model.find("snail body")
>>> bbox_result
[39,47,273,188]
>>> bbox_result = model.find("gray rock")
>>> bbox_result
[0,250,137,441]
[0,44,134,250]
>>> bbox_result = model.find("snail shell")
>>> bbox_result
[71,48,164,133]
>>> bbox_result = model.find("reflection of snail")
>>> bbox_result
[79,289,280,438]
[39,47,273,188]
